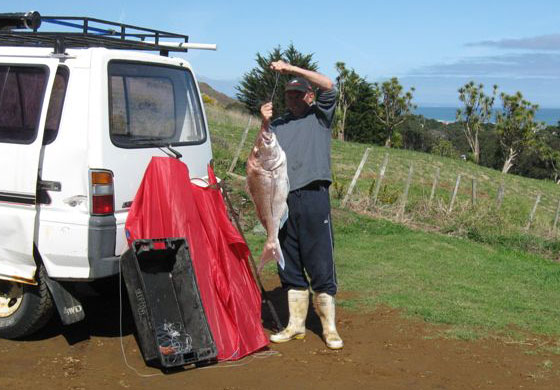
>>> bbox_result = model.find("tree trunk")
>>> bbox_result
[384,133,392,148]
[337,105,347,141]
[501,148,516,174]
[463,122,481,164]
[473,139,480,164]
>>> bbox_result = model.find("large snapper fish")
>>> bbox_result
[246,129,289,271]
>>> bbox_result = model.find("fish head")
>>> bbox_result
[252,130,283,169]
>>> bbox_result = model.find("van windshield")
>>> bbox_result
[108,61,206,148]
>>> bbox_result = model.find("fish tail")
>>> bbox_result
[259,238,285,272]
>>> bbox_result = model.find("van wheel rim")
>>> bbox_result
[0,281,23,318]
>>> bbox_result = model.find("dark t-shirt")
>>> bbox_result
[269,88,337,191]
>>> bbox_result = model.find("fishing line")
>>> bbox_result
[269,71,280,103]
[198,350,280,370]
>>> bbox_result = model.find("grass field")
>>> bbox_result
[206,103,560,341]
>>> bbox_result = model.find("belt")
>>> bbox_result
[294,180,330,192]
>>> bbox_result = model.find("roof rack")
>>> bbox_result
[0,11,216,56]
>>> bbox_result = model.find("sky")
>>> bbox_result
[9,1,560,107]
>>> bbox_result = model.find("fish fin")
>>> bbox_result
[279,207,289,230]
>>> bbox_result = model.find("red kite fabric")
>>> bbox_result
[125,156,268,361]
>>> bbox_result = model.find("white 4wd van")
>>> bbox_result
[0,12,216,338]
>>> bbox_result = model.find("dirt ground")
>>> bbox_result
[1,276,560,390]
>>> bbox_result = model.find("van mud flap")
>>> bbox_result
[43,275,85,325]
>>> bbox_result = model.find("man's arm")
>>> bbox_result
[270,60,334,91]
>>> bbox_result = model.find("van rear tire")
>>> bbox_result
[0,266,54,339]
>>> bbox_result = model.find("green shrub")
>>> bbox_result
[332,171,347,200]
[432,138,459,158]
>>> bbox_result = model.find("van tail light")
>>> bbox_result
[90,170,114,215]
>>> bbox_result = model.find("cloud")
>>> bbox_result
[400,75,560,108]
[410,53,560,79]
[401,34,560,107]
[467,34,560,51]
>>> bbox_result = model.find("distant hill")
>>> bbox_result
[199,81,246,112]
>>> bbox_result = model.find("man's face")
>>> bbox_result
[285,90,314,117]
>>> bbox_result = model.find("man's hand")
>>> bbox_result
[270,60,293,75]
[260,101,273,126]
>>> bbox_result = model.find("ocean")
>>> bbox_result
[415,106,560,126]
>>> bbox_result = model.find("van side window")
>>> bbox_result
[43,67,69,145]
[0,66,48,144]
[109,62,206,148]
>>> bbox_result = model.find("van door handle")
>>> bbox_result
[38,180,62,192]
[37,180,60,205]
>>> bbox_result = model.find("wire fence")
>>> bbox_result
[208,105,560,257]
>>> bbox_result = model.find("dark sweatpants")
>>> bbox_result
[277,181,337,296]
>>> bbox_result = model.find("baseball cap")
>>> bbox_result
[285,77,312,93]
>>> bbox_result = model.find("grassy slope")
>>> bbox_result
[329,138,560,260]
[206,104,560,339]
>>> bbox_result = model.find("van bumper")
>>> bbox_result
[88,215,119,278]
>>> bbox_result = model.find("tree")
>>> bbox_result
[540,126,560,182]
[370,78,416,147]
[400,116,438,152]
[515,126,560,181]
[343,80,384,144]
[334,62,363,141]
[431,138,459,158]
[495,91,541,174]
[236,44,318,116]
[456,81,497,165]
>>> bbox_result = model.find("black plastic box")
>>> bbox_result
[120,238,217,368]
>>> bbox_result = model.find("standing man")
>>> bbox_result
[260,60,343,349]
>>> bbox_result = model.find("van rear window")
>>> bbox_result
[109,62,206,148]
[0,66,48,144]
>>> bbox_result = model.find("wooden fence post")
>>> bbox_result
[526,193,541,230]
[371,153,389,207]
[397,163,414,221]
[496,181,505,209]
[342,147,371,208]
[448,174,461,214]
[552,198,560,235]
[471,177,477,206]
[228,116,253,174]
[428,167,440,207]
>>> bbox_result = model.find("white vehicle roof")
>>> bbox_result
[0,46,194,69]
